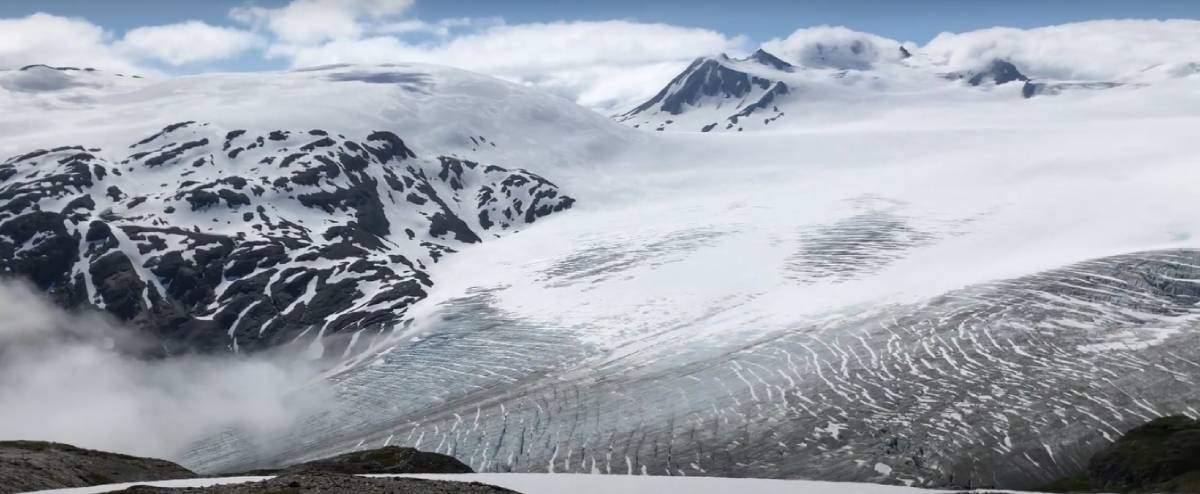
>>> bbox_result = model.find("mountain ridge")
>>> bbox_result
[617,47,1161,132]
[0,122,574,356]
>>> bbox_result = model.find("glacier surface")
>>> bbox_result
[3,61,1200,490]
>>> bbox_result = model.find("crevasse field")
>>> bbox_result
[3,26,1200,493]
[297,85,1200,489]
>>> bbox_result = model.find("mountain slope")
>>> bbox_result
[0,63,632,172]
[618,48,1160,132]
[0,441,195,494]
[0,123,574,355]
[177,90,1200,488]
[5,52,1200,494]
[617,51,792,132]
[0,64,614,356]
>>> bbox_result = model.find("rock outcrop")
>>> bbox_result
[120,472,519,493]
[0,441,196,494]
[1042,416,1200,493]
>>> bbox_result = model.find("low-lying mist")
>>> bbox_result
[0,280,330,464]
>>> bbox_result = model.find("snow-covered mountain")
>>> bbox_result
[617,50,794,132]
[617,47,1162,132]
[177,65,1200,490]
[5,52,1200,493]
[0,63,624,355]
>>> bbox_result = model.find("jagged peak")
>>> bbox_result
[620,53,784,119]
[745,49,795,72]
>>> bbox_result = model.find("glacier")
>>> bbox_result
[3,55,1200,491]
[190,74,1200,489]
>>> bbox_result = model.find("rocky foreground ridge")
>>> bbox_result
[0,443,484,493]
[5,416,1200,493]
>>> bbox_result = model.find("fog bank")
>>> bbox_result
[0,280,329,463]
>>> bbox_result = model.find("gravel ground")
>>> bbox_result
[116,472,519,493]
[0,441,194,494]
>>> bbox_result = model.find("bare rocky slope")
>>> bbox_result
[0,441,195,494]
[1042,415,1200,493]
[0,443,488,493]
[119,472,519,494]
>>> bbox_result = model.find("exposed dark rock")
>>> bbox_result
[299,137,336,152]
[132,122,196,148]
[747,48,794,72]
[1043,416,1200,493]
[0,441,195,494]
[624,55,776,116]
[90,250,149,321]
[0,211,78,292]
[429,211,480,243]
[1022,81,1125,99]
[728,82,789,124]
[0,127,575,356]
[620,53,793,130]
[143,139,210,168]
[186,190,220,210]
[118,471,519,493]
[964,59,1030,86]
[283,446,473,475]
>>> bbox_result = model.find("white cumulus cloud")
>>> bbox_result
[375,17,492,37]
[0,14,260,73]
[0,13,143,72]
[921,19,1200,80]
[118,21,261,66]
[231,0,416,44]
[0,280,328,461]
[762,25,906,70]
[267,20,748,113]
[7,6,1200,115]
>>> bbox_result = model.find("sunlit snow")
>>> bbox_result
[4,58,1200,490]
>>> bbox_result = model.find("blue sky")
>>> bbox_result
[4,0,1199,48]
[3,0,1199,112]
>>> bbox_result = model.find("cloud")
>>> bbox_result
[0,280,328,462]
[231,0,416,44]
[117,21,261,66]
[759,21,1200,82]
[230,1,747,112]
[0,13,144,72]
[920,19,1200,80]
[267,20,748,113]
[762,25,905,70]
[0,14,259,73]
[8,6,1200,120]
[374,17,491,37]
